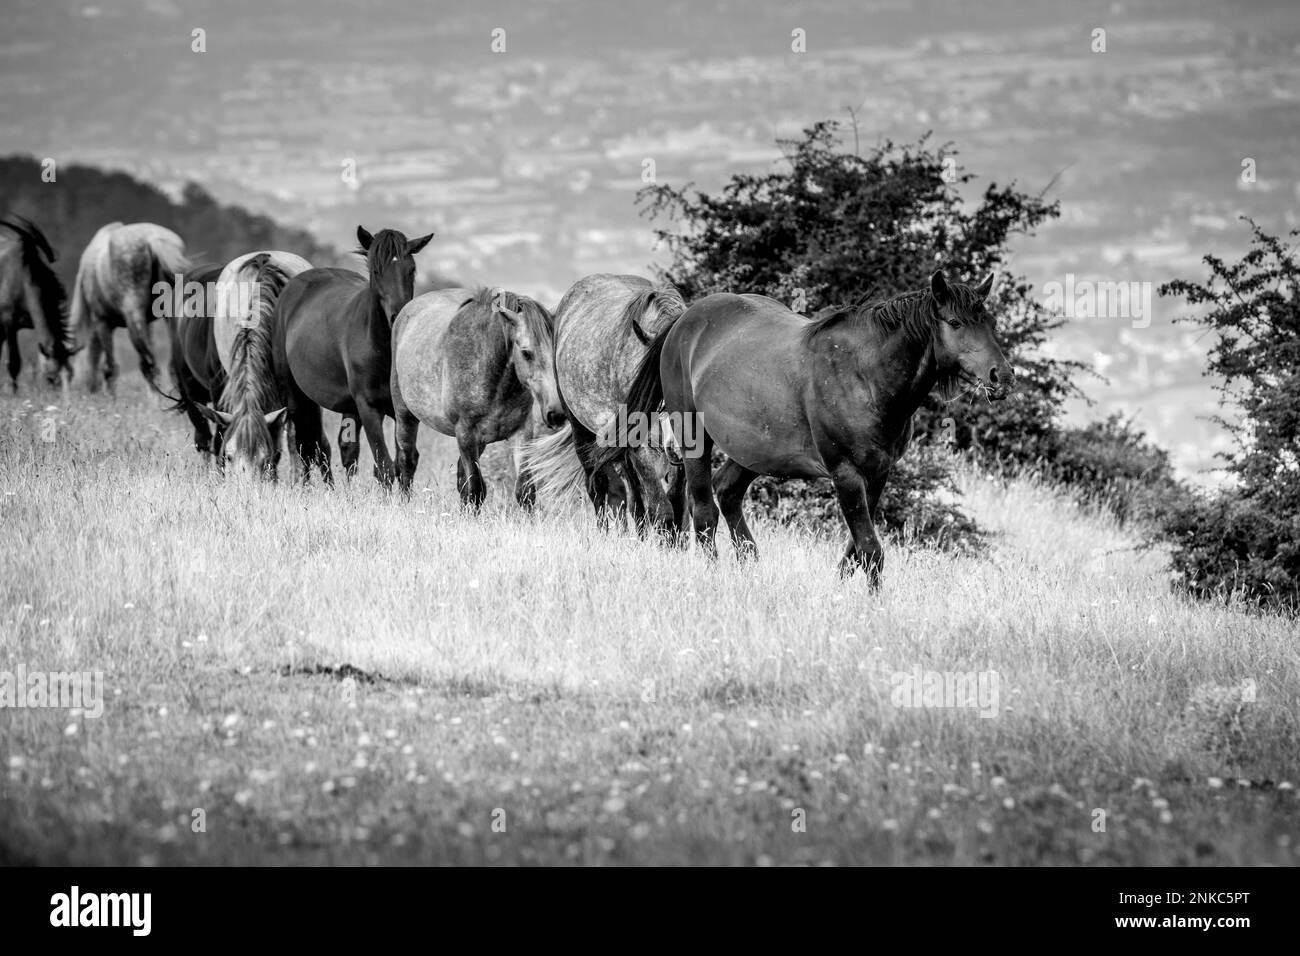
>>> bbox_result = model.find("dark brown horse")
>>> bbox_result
[604,270,1013,586]
[272,226,433,485]
[0,215,78,390]
[165,262,227,458]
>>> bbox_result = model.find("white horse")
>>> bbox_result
[521,274,685,531]
[72,222,190,395]
[204,250,313,478]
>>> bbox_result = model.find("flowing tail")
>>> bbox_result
[519,423,588,506]
[586,321,672,482]
[136,232,191,400]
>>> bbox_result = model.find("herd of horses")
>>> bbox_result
[0,213,1014,585]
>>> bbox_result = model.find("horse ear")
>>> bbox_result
[68,341,85,356]
[37,342,50,357]
[198,404,233,426]
[263,407,287,426]
[356,226,373,251]
[406,233,434,256]
[930,269,952,305]
[974,272,996,300]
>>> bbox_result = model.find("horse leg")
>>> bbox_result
[667,465,687,546]
[683,430,718,557]
[510,430,538,511]
[713,458,759,560]
[121,292,160,393]
[99,325,119,397]
[338,413,361,479]
[831,462,885,587]
[356,401,393,489]
[393,405,420,498]
[570,418,612,524]
[5,326,19,393]
[455,428,486,510]
[291,398,331,485]
[626,467,649,537]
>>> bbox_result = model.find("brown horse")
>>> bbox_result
[603,270,1013,586]
[0,215,78,390]
[272,226,433,485]
[391,287,563,508]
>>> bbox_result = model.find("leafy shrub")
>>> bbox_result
[1159,221,1300,611]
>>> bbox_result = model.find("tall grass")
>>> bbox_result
[1,381,1296,864]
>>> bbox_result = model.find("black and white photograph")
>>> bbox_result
[0,0,1297,911]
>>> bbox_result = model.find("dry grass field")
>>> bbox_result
[1,378,1297,865]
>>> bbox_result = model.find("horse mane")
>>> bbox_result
[464,286,555,347]
[355,230,408,272]
[800,283,986,347]
[0,216,72,361]
[801,283,988,401]
[219,255,289,449]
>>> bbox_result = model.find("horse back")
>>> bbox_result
[392,288,476,436]
[277,268,371,411]
[668,293,826,478]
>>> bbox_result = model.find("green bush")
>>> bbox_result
[1159,221,1300,611]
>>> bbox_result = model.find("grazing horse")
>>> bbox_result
[0,215,78,390]
[391,287,564,508]
[71,221,190,396]
[520,274,685,531]
[165,262,227,457]
[202,251,312,478]
[603,270,1013,586]
[272,226,432,486]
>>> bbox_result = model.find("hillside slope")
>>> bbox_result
[1,383,1296,864]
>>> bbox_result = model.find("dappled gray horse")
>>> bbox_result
[0,215,78,390]
[392,287,563,508]
[72,221,190,395]
[522,273,685,532]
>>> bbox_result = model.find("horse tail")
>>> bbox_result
[623,280,686,344]
[69,254,94,377]
[132,231,190,400]
[519,423,587,505]
[586,321,672,482]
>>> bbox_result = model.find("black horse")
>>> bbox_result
[0,215,78,389]
[271,226,433,485]
[604,270,1013,586]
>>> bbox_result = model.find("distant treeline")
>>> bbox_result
[0,155,348,286]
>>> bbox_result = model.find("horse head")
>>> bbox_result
[492,289,566,431]
[930,270,1014,401]
[356,225,434,323]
